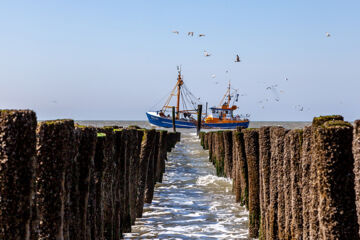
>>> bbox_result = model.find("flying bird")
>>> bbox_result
[295,105,304,111]
[199,34,206,37]
[188,32,194,36]
[266,84,278,90]
[285,77,288,81]
[235,55,241,62]
[326,32,331,37]
[204,50,211,57]
[172,30,179,34]
[211,74,216,78]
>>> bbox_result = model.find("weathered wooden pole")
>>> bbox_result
[197,104,202,136]
[92,132,107,239]
[223,130,233,178]
[301,126,312,240]
[215,131,225,177]
[243,129,260,238]
[127,129,142,226]
[276,128,288,240]
[283,133,292,240]
[259,126,271,240]
[0,110,37,240]
[113,129,124,240]
[354,120,360,237]
[136,129,156,218]
[309,115,344,239]
[172,106,176,133]
[208,132,214,163]
[71,126,97,240]
[145,131,160,204]
[234,130,248,207]
[314,120,359,239]
[289,129,303,239]
[99,128,115,240]
[35,120,76,240]
[269,126,286,239]
[156,130,168,183]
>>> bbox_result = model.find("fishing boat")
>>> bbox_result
[146,67,250,129]
[203,82,250,129]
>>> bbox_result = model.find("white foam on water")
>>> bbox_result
[196,174,232,187]
[124,131,249,239]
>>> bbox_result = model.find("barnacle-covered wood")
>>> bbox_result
[0,110,37,240]
[269,126,285,240]
[259,126,271,240]
[223,130,233,178]
[243,129,260,238]
[314,121,359,239]
[354,120,360,236]
[35,119,75,239]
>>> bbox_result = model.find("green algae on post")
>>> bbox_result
[312,115,343,127]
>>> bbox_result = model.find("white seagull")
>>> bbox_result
[204,50,211,57]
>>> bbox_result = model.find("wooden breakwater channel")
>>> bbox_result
[0,110,180,240]
[200,115,360,239]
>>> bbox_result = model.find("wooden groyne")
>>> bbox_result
[200,115,360,239]
[0,110,180,240]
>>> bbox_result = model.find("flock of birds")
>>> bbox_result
[171,30,333,113]
[172,30,241,62]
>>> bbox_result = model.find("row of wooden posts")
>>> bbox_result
[0,110,181,240]
[200,115,360,239]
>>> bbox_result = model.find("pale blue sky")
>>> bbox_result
[1,1,359,120]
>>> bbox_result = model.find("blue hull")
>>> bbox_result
[146,112,196,128]
[204,121,249,129]
[146,112,250,129]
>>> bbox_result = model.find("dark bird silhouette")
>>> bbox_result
[188,32,194,36]
[235,55,241,62]
[199,34,205,37]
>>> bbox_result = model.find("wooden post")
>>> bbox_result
[172,106,176,133]
[197,104,202,136]
[205,102,208,117]
[0,110,37,240]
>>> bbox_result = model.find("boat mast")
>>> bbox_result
[219,80,231,107]
[176,67,183,119]
[227,81,231,107]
